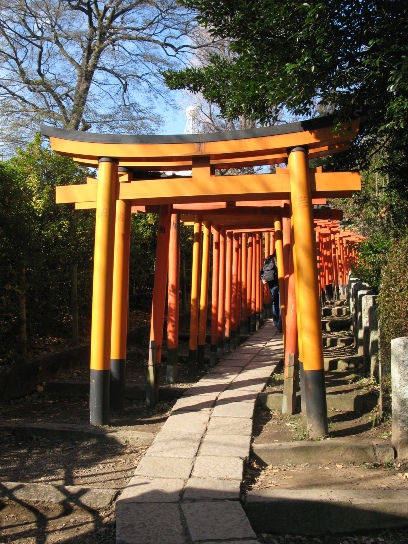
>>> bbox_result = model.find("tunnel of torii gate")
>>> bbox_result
[41,114,362,436]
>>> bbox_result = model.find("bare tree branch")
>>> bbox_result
[0,0,208,150]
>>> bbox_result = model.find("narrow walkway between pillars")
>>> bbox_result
[116,320,283,544]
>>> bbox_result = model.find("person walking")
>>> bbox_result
[260,252,282,332]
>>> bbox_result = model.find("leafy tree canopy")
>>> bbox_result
[166,1,408,195]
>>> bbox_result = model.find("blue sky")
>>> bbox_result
[162,108,186,134]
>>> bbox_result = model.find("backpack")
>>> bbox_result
[261,254,278,284]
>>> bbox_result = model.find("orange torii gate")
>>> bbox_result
[180,203,348,414]
[41,114,361,436]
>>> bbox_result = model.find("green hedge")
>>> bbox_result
[378,233,408,377]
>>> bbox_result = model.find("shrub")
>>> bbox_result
[352,234,390,294]
[378,233,408,379]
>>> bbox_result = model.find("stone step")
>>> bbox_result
[322,335,354,348]
[244,487,406,536]
[322,306,349,317]
[258,387,378,414]
[324,353,363,371]
[321,316,351,332]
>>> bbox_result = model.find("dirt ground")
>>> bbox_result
[1,325,408,543]
[243,370,408,494]
[245,404,408,493]
[0,337,194,544]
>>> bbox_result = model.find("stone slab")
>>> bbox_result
[252,441,395,466]
[145,432,202,459]
[217,389,259,402]
[227,377,267,392]
[182,476,241,500]
[199,433,251,458]
[206,416,253,436]
[160,411,211,434]
[182,500,257,542]
[172,394,216,413]
[119,476,185,502]
[182,384,226,396]
[192,455,244,480]
[245,488,408,535]
[0,482,117,510]
[212,400,255,419]
[135,456,194,480]
[116,502,188,544]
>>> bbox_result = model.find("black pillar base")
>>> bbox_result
[90,369,110,426]
[210,344,218,367]
[197,344,205,366]
[240,320,249,334]
[325,284,334,302]
[299,361,306,414]
[166,348,179,383]
[188,349,197,375]
[110,358,126,413]
[304,368,328,438]
[224,335,230,353]
[231,330,238,350]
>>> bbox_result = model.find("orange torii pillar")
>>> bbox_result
[331,228,340,300]
[231,232,240,349]
[147,205,172,406]
[274,218,286,336]
[330,228,340,300]
[110,167,132,413]
[198,220,211,365]
[250,234,257,332]
[90,158,118,426]
[262,233,273,318]
[324,231,334,301]
[289,146,328,437]
[241,233,249,334]
[166,213,180,383]
[315,227,325,302]
[210,225,220,366]
[235,233,243,346]
[189,215,202,373]
[282,215,298,414]
[217,227,226,357]
[255,233,262,329]
[246,234,254,332]
[224,230,233,351]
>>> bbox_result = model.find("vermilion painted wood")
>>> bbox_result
[274,218,286,336]
[217,227,226,353]
[225,230,233,348]
[149,205,172,364]
[246,234,253,321]
[231,233,239,342]
[289,149,325,372]
[167,214,180,351]
[210,225,220,357]
[188,216,202,357]
[90,159,118,373]
[198,221,211,355]
[241,233,248,328]
[111,172,132,361]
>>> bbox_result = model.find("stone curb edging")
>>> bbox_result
[252,440,395,466]
[244,488,408,535]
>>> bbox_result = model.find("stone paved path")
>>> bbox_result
[116,321,283,544]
